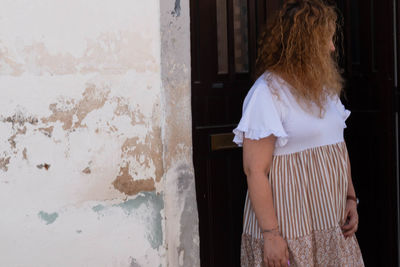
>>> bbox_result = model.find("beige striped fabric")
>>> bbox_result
[243,141,349,240]
[241,141,365,266]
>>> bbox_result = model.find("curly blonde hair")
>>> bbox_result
[256,0,344,116]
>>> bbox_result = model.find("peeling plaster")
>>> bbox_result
[0,30,159,76]
[1,113,38,127]
[8,126,26,149]
[1,31,159,76]
[36,163,50,170]
[38,211,59,225]
[113,97,146,126]
[82,167,91,174]
[38,126,54,137]
[0,157,11,171]
[41,84,110,131]
[112,164,155,196]
[0,0,166,266]
[120,127,163,182]
[22,148,27,160]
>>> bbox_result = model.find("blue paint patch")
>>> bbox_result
[89,192,165,249]
[38,211,58,225]
[114,192,164,249]
[92,204,105,212]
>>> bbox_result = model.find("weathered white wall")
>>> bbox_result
[0,0,199,266]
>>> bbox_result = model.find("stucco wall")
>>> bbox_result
[0,0,199,266]
[160,1,200,266]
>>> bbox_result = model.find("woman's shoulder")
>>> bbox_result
[246,72,291,107]
[248,72,281,96]
[233,71,289,147]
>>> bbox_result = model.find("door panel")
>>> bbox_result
[190,0,280,266]
[337,0,399,265]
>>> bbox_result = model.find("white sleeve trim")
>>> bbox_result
[232,79,289,147]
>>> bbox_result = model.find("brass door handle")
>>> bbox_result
[210,133,238,151]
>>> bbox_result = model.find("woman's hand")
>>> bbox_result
[263,232,290,267]
[341,199,358,238]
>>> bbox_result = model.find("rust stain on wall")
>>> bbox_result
[41,84,109,131]
[0,157,10,171]
[112,164,155,196]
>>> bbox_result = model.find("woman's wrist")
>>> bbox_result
[261,226,280,236]
[347,194,359,205]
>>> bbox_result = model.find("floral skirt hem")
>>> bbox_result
[241,226,364,267]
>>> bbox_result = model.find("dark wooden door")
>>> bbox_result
[190,0,280,266]
[335,0,399,265]
[191,0,399,266]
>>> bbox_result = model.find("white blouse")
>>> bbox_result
[233,72,351,156]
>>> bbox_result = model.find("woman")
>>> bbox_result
[233,0,364,266]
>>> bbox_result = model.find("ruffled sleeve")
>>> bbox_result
[333,94,351,128]
[233,79,288,147]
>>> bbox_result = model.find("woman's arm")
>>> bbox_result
[346,151,356,198]
[341,144,359,238]
[243,135,289,267]
[243,135,279,231]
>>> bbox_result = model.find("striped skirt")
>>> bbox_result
[241,141,364,266]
